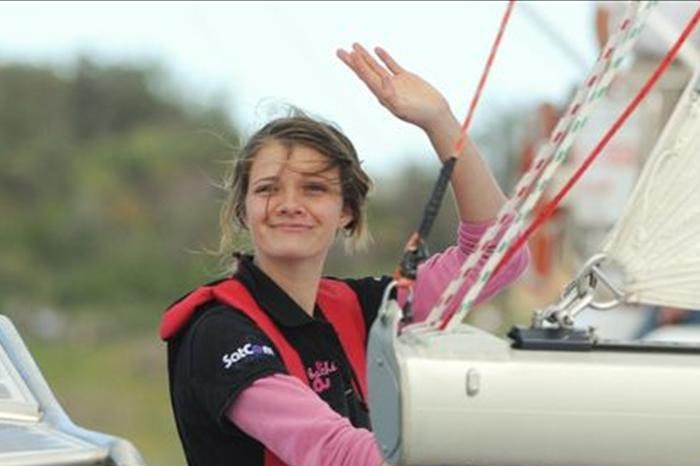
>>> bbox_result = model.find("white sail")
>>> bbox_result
[601,72,700,310]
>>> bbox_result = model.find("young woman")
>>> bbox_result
[160,44,529,466]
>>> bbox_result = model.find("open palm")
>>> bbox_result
[337,43,451,132]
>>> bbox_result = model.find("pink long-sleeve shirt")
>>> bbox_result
[228,220,530,466]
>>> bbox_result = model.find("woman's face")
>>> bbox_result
[244,140,351,265]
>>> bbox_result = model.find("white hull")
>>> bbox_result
[368,300,700,466]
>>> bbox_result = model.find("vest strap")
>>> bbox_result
[317,280,368,400]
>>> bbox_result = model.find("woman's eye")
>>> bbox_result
[254,184,277,195]
[304,183,328,193]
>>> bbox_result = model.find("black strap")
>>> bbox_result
[397,156,457,281]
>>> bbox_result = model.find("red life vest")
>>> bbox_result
[160,278,368,466]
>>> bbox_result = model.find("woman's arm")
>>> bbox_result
[338,45,528,318]
[337,44,507,223]
[227,373,387,466]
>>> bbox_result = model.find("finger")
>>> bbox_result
[352,43,391,80]
[375,47,405,75]
[338,48,375,92]
[350,50,385,97]
[336,49,357,71]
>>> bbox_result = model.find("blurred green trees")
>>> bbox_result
[1,59,237,330]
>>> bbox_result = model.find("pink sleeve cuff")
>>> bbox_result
[457,219,495,254]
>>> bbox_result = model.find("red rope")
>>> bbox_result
[396,1,516,290]
[492,5,700,278]
[454,0,516,155]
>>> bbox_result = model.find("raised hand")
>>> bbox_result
[337,43,452,133]
[339,42,507,223]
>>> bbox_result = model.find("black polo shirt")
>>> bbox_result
[166,256,393,466]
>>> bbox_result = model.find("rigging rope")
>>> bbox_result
[492,4,700,282]
[426,1,659,331]
[454,0,516,155]
[394,0,516,295]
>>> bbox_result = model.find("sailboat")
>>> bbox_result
[1,2,698,466]
[367,3,700,466]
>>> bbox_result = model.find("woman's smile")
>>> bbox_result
[271,222,314,232]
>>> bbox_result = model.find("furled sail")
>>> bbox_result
[601,72,700,310]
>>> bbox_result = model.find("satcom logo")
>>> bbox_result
[222,343,275,369]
